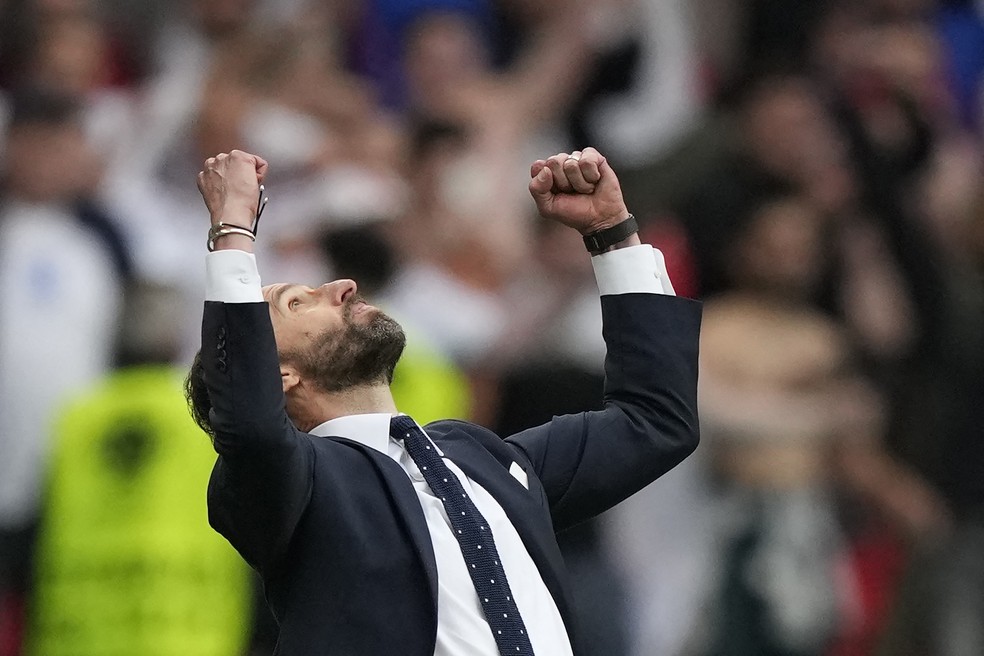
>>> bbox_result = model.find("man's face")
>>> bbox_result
[262,281,406,392]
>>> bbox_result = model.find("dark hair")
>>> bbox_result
[184,351,215,441]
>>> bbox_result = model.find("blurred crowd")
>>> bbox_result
[0,0,982,654]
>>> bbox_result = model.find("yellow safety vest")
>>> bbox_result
[28,365,251,656]
[30,341,468,655]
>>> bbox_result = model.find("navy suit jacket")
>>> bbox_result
[202,292,701,656]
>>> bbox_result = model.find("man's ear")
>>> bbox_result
[281,364,301,395]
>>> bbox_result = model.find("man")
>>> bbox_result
[189,147,700,655]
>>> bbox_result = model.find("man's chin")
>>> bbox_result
[295,309,406,393]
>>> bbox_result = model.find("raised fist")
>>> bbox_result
[528,147,630,235]
[197,150,269,228]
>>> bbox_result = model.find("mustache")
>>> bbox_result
[342,293,369,320]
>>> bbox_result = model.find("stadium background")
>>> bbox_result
[0,0,982,654]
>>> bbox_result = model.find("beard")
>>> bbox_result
[283,297,407,393]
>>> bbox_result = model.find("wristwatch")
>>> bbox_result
[583,214,638,255]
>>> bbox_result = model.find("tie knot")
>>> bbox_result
[389,414,419,441]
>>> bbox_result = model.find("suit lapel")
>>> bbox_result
[327,430,575,638]
[345,439,440,619]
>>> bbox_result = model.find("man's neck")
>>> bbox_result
[289,383,398,433]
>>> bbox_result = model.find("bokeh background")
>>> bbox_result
[0,0,982,654]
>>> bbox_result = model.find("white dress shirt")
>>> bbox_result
[204,243,674,654]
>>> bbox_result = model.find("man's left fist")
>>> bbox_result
[528,147,630,235]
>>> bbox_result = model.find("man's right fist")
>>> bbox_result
[197,150,269,228]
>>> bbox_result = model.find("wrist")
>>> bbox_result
[206,186,268,253]
[207,222,257,252]
[579,208,632,236]
[583,213,639,255]
[211,206,255,231]
[210,231,255,252]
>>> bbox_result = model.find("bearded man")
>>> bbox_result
[187,148,700,656]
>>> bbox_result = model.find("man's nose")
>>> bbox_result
[319,279,357,306]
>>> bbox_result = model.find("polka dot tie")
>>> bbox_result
[390,415,535,656]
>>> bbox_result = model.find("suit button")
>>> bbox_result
[217,326,227,339]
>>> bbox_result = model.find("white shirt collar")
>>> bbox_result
[309,412,395,454]
[309,412,445,458]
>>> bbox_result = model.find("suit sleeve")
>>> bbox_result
[202,301,314,571]
[506,293,701,531]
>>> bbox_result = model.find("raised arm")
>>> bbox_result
[508,148,701,530]
[196,151,315,571]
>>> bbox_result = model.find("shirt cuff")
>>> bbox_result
[591,244,675,296]
[205,250,264,302]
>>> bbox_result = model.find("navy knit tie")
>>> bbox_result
[390,415,535,656]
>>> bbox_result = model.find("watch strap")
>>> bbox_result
[583,214,639,254]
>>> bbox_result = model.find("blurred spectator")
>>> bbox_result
[19,5,138,159]
[385,0,593,283]
[379,120,511,367]
[25,281,251,656]
[351,0,493,110]
[497,219,608,368]
[103,10,405,358]
[694,195,946,656]
[873,96,984,656]
[569,0,703,168]
[677,75,858,298]
[0,86,131,652]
